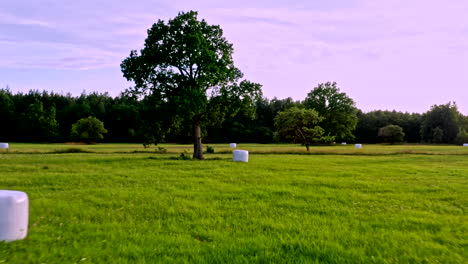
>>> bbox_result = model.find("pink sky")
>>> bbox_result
[1,0,467,114]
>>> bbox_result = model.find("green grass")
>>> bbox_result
[0,144,467,263]
[4,142,468,155]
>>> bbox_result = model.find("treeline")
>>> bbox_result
[355,104,468,144]
[0,88,467,144]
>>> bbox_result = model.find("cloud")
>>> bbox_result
[0,11,55,28]
[1,1,468,87]
[0,39,120,70]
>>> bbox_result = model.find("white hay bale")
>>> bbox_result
[229,143,237,148]
[0,190,29,242]
[233,150,248,162]
[355,144,362,148]
[463,143,468,147]
[0,143,8,149]
[341,142,347,145]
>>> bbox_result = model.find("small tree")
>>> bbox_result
[378,124,405,144]
[71,116,108,143]
[274,107,329,151]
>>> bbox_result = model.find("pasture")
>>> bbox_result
[0,144,467,263]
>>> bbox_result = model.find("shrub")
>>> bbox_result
[206,146,215,154]
[378,125,405,144]
[71,117,107,143]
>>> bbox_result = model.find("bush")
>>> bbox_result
[206,146,215,154]
[378,125,405,144]
[71,117,107,143]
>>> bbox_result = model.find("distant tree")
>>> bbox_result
[378,125,405,144]
[106,93,141,142]
[274,107,331,151]
[210,96,301,144]
[356,110,422,143]
[40,106,60,141]
[420,102,461,144]
[71,116,108,143]
[432,127,444,144]
[121,11,261,159]
[304,82,358,142]
[22,100,59,141]
[454,128,468,145]
[59,101,92,139]
[0,89,15,140]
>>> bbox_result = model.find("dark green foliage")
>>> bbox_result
[71,116,108,143]
[206,145,215,153]
[0,88,466,145]
[274,107,327,151]
[207,97,301,143]
[455,128,468,144]
[420,102,463,144]
[378,124,405,144]
[121,11,261,159]
[355,110,422,143]
[304,82,358,141]
[20,100,59,141]
[0,89,15,141]
[432,127,444,144]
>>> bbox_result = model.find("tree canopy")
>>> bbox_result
[274,107,330,151]
[71,116,108,143]
[1,88,467,146]
[420,102,462,144]
[304,82,357,142]
[121,11,261,159]
[378,125,405,144]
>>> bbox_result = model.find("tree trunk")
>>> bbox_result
[305,144,310,152]
[192,120,204,160]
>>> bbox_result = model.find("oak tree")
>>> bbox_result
[121,11,261,159]
[304,82,357,141]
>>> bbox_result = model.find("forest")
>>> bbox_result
[1,87,467,145]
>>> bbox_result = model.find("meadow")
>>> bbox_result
[0,144,467,263]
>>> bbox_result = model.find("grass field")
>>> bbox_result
[0,144,467,263]
[4,142,468,155]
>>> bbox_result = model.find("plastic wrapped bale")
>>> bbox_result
[0,190,29,242]
[233,150,248,162]
[0,143,8,149]
[463,143,468,147]
[341,142,347,145]
[229,143,237,148]
[355,144,362,148]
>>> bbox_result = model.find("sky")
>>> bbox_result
[1,0,467,114]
